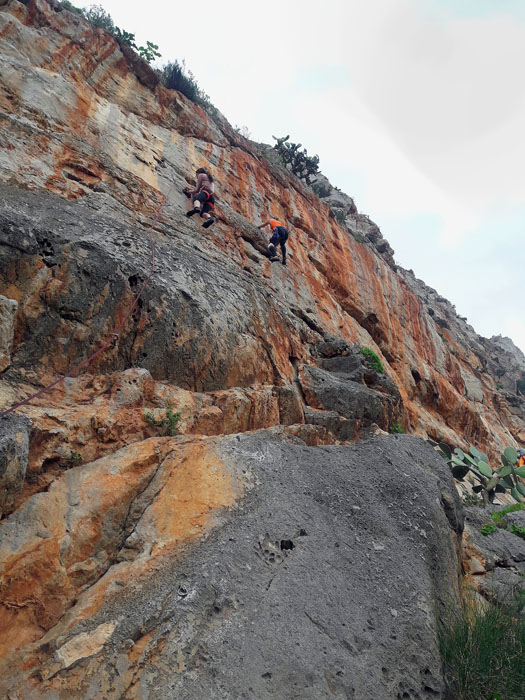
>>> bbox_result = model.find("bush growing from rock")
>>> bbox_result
[480,503,525,537]
[144,403,180,436]
[312,181,331,198]
[157,60,215,110]
[492,502,525,524]
[333,209,346,225]
[73,4,161,63]
[511,525,525,540]
[361,347,384,374]
[83,4,114,31]
[59,0,84,15]
[480,522,498,536]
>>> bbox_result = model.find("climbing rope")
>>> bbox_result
[0,212,158,419]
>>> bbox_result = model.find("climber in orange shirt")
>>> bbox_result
[258,215,289,266]
[518,448,525,468]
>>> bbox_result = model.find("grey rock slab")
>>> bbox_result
[6,434,463,699]
[299,365,399,433]
[465,507,525,570]
[303,406,354,442]
[0,294,17,372]
[0,413,31,518]
[506,511,525,529]
[0,184,306,392]
[476,567,524,607]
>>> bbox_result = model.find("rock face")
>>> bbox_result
[0,435,463,699]
[462,505,525,607]
[0,414,31,517]
[0,0,523,695]
[0,0,523,460]
[0,293,17,371]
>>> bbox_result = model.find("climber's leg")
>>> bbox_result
[187,192,205,217]
[280,240,287,265]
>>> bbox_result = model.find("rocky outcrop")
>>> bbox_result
[311,173,395,267]
[0,0,523,464]
[462,505,525,609]
[0,435,463,699]
[0,0,524,695]
[0,293,17,371]
[0,414,31,517]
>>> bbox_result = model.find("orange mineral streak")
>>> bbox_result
[0,0,521,460]
[149,440,239,556]
[27,438,242,634]
[0,439,169,656]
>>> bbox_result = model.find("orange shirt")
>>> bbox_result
[269,219,282,231]
[520,456,525,467]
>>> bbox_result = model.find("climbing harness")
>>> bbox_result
[0,205,159,419]
[199,186,215,209]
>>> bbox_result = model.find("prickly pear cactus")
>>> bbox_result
[430,441,525,505]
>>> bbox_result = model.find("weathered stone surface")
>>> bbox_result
[0,435,238,659]
[0,0,522,461]
[465,507,525,567]
[303,406,354,441]
[0,2,523,696]
[476,567,524,607]
[461,505,525,609]
[299,363,402,436]
[56,621,117,669]
[505,510,525,528]
[0,414,31,517]
[0,434,462,699]
[0,293,17,371]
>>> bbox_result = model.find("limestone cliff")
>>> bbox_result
[0,0,524,697]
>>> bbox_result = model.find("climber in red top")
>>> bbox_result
[184,168,215,228]
[258,215,289,266]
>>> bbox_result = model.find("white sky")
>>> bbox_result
[94,0,525,354]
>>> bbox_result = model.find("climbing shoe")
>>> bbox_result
[186,208,198,217]
[202,217,215,229]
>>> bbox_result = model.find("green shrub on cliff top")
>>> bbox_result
[60,3,161,63]
[157,60,214,110]
[60,0,84,15]
[83,3,115,32]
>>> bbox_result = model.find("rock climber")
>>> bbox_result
[518,448,525,468]
[184,167,215,228]
[257,215,289,266]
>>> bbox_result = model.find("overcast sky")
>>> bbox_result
[96,0,525,354]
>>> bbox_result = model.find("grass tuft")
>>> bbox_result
[439,594,525,700]
[492,503,525,524]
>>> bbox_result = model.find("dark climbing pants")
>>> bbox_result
[270,226,289,265]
